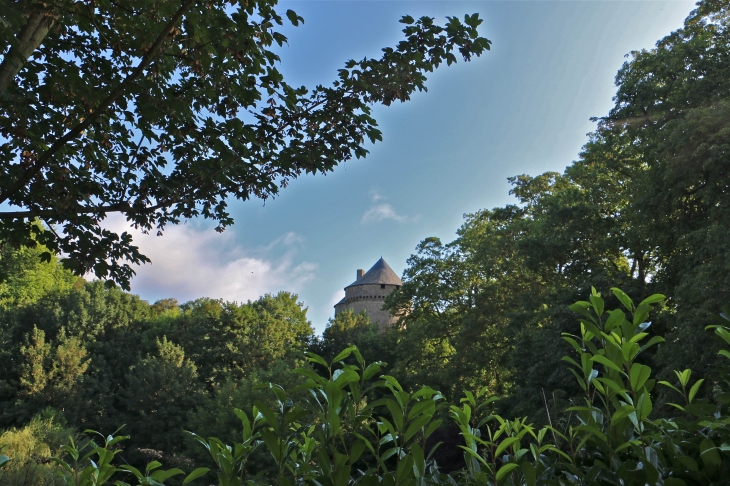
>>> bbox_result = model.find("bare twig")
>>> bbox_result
[542,388,561,448]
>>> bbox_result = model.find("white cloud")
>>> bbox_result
[361,203,411,224]
[100,216,316,304]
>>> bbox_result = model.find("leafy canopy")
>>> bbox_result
[0,1,490,288]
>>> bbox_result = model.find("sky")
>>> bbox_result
[107,0,695,333]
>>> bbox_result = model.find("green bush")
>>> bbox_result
[0,410,76,486]
[37,288,730,485]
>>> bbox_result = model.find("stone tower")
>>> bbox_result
[334,257,403,331]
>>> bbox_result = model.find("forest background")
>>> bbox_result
[2,0,730,483]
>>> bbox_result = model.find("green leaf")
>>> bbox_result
[677,455,698,471]
[285,9,302,26]
[639,294,665,305]
[676,369,691,387]
[384,399,404,431]
[495,437,519,457]
[563,336,583,354]
[380,375,404,392]
[459,445,491,469]
[293,367,326,384]
[658,380,682,395]
[604,309,626,332]
[595,377,627,394]
[253,401,279,433]
[396,454,414,483]
[581,319,602,338]
[633,303,651,326]
[622,342,640,363]
[423,419,443,442]
[715,326,730,345]
[615,439,640,452]
[150,468,184,482]
[591,355,622,373]
[411,443,425,478]
[611,288,634,312]
[256,382,286,402]
[107,435,130,447]
[363,362,383,380]
[334,369,359,388]
[259,428,282,462]
[495,463,520,481]
[349,438,367,464]
[120,465,143,479]
[700,438,722,466]
[570,303,596,323]
[183,467,210,485]
[611,404,635,425]
[589,294,604,316]
[408,399,436,420]
[637,392,653,421]
[562,355,581,369]
[305,352,329,369]
[639,336,664,354]
[568,368,587,391]
[688,379,704,403]
[405,413,432,442]
[380,446,399,462]
[521,462,536,486]
[630,363,651,391]
[331,346,355,364]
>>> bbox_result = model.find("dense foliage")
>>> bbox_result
[6,289,730,485]
[383,0,730,420]
[0,242,313,468]
[0,0,489,288]
[2,0,730,484]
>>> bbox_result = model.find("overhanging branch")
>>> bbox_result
[0,0,198,207]
[0,9,52,93]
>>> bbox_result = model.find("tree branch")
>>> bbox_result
[0,9,52,93]
[0,202,141,220]
[0,0,198,207]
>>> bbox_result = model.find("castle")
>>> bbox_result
[334,257,403,331]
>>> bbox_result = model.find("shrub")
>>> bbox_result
[41,288,730,485]
[0,410,75,486]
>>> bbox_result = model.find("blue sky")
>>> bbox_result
[117,0,695,333]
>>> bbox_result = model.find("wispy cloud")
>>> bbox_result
[361,203,410,224]
[361,191,417,224]
[100,216,316,304]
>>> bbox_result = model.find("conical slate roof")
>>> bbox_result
[345,257,403,288]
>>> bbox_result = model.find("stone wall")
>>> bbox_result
[334,283,400,331]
